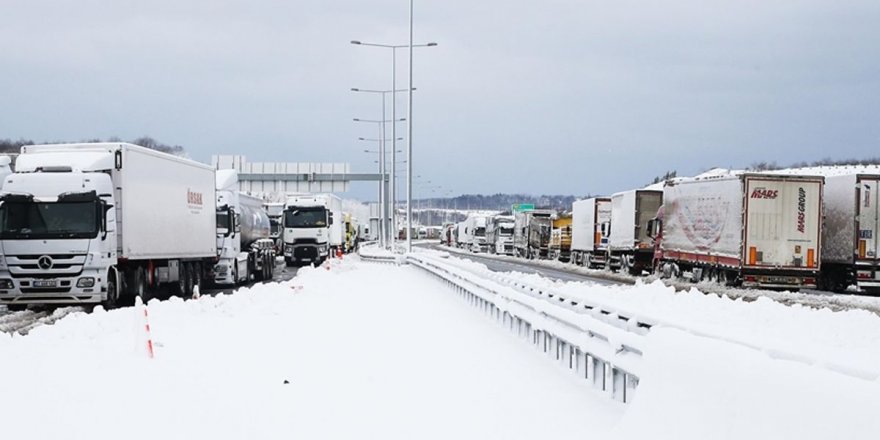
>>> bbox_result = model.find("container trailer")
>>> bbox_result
[608,189,663,275]
[0,143,217,309]
[648,173,823,289]
[570,197,611,268]
[548,214,572,262]
[819,173,879,293]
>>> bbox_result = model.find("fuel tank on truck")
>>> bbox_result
[239,194,271,248]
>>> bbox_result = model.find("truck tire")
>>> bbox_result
[102,270,119,310]
[133,266,149,304]
[183,263,195,299]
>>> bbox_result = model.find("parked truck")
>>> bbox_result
[570,197,611,268]
[0,143,217,309]
[464,214,489,252]
[486,215,514,255]
[819,173,879,293]
[263,201,285,251]
[648,173,824,289]
[282,193,342,266]
[548,214,573,262]
[608,189,663,275]
[513,209,554,259]
[214,170,276,285]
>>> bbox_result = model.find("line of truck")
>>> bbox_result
[0,142,361,310]
[443,169,880,294]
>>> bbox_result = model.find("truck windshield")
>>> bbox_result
[474,227,486,236]
[285,208,327,228]
[0,201,98,239]
[500,227,514,236]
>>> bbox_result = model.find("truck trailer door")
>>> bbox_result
[859,178,879,261]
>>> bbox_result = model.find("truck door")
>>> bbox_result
[858,178,879,261]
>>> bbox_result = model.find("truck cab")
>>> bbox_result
[283,196,333,266]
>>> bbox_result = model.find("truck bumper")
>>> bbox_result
[212,260,235,285]
[0,268,106,306]
[856,263,880,291]
[284,243,329,263]
[741,271,818,290]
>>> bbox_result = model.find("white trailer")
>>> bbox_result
[570,197,611,268]
[0,143,216,309]
[214,170,276,285]
[608,189,663,274]
[281,193,342,266]
[820,173,880,292]
[456,221,470,249]
[650,173,823,289]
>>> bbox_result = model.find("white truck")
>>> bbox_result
[486,215,515,255]
[213,170,276,285]
[513,209,555,259]
[648,173,824,289]
[463,214,489,252]
[282,193,342,266]
[570,197,611,268]
[0,143,217,309]
[819,173,879,293]
[608,189,663,275]
[456,221,469,249]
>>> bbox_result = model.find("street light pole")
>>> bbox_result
[353,116,405,248]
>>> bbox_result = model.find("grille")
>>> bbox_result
[294,247,318,259]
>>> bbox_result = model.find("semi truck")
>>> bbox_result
[548,214,573,262]
[463,214,489,252]
[608,189,663,275]
[282,193,342,266]
[214,170,276,285]
[570,197,611,268]
[648,173,824,289]
[819,173,879,293]
[263,201,285,251]
[0,143,217,309]
[486,215,514,255]
[513,209,554,259]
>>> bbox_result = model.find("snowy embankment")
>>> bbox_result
[404,252,880,439]
[0,257,622,439]
[434,243,880,314]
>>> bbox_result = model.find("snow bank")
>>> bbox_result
[614,327,880,440]
[0,258,622,439]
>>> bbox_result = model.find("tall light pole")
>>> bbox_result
[352,88,411,249]
[351,39,436,252]
[353,116,405,248]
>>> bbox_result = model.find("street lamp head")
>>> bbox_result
[427,42,438,47]
[350,88,359,92]
[350,40,362,45]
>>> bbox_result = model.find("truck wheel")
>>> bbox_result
[133,266,149,303]
[183,263,195,299]
[103,270,118,310]
[6,304,26,312]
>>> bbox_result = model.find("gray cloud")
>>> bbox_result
[1,0,878,200]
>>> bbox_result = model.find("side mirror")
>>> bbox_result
[101,202,113,240]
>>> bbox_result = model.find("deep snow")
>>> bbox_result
[0,257,622,439]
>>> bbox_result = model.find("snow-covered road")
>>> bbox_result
[0,257,623,439]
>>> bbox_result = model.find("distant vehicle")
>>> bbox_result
[548,214,572,262]
[486,215,514,255]
[456,221,468,248]
[648,173,823,290]
[0,156,12,187]
[513,209,554,259]
[0,143,217,309]
[608,189,663,275]
[570,197,611,268]
[263,202,285,251]
[282,194,342,266]
[819,173,879,293]
[463,214,489,252]
[344,214,359,253]
[214,170,276,285]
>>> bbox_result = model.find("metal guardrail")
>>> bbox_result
[359,247,646,403]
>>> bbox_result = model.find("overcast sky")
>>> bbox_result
[2,0,878,201]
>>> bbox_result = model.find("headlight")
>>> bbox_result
[0,279,14,289]
[76,277,95,288]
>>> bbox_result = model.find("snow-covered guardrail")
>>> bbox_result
[403,252,647,403]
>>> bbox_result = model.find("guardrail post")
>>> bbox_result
[611,367,626,402]
[592,356,606,390]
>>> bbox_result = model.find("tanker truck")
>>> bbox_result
[214,170,276,285]
[0,143,217,309]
